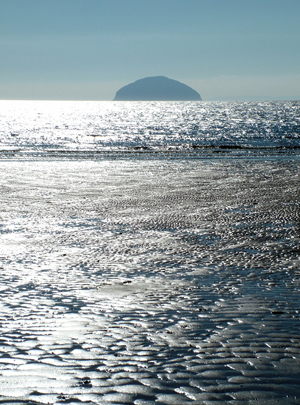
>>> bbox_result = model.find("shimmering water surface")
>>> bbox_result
[0,101,300,404]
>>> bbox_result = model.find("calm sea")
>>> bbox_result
[1,100,299,158]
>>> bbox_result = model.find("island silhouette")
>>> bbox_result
[113,76,202,101]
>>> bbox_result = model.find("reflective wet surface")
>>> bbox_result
[1,100,299,155]
[1,156,300,404]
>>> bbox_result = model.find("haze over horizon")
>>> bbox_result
[1,0,299,101]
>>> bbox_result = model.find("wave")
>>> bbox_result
[2,144,300,160]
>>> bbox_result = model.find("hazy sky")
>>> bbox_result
[1,0,299,100]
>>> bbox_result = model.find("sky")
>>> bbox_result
[1,0,300,101]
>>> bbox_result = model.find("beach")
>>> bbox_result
[1,153,300,404]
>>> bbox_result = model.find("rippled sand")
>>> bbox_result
[0,156,300,404]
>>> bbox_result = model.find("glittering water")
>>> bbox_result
[0,101,300,404]
[1,100,300,156]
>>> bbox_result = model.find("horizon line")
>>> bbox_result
[1,98,300,102]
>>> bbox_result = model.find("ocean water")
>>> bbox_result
[1,100,300,157]
[0,100,300,404]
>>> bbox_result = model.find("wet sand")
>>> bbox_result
[0,156,300,404]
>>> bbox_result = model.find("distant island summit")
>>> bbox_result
[113,76,202,101]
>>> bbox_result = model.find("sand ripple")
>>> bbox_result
[0,158,300,404]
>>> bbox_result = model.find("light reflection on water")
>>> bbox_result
[0,100,300,155]
[1,158,300,296]
[1,158,300,298]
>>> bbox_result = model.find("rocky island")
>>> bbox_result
[113,76,202,101]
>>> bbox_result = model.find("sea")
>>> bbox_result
[0,100,300,404]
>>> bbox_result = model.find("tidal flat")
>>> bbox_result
[0,156,300,404]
